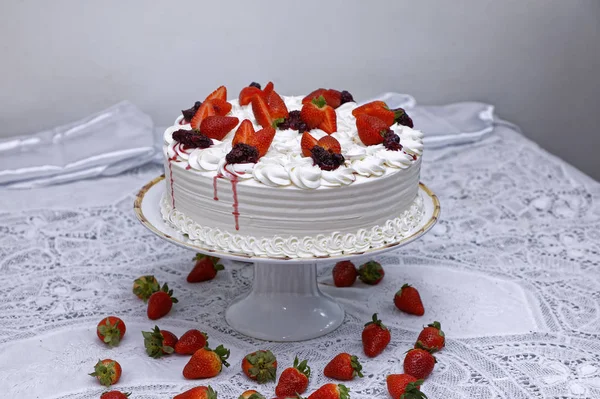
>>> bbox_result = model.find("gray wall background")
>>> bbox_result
[1,0,599,180]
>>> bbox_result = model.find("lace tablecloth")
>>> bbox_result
[1,126,599,399]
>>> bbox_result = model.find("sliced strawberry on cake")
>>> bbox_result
[303,88,354,109]
[205,85,227,102]
[200,116,239,141]
[301,132,344,171]
[211,99,233,116]
[190,101,216,130]
[300,96,337,134]
[352,101,396,127]
[227,120,276,163]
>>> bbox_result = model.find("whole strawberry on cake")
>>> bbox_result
[162,82,424,259]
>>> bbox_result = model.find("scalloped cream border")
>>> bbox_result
[159,193,425,259]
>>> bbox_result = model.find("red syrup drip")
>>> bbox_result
[231,176,240,231]
[213,173,223,201]
[168,154,177,208]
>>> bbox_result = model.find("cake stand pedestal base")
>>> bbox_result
[225,262,344,342]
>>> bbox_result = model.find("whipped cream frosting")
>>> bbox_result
[164,96,423,190]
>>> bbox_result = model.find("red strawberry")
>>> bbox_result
[301,132,319,157]
[415,321,445,352]
[357,261,384,285]
[318,105,337,134]
[201,116,239,141]
[142,325,178,358]
[355,114,390,146]
[352,101,388,117]
[133,275,160,302]
[394,283,424,316]
[403,348,436,380]
[267,90,289,120]
[300,98,326,129]
[323,353,363,381]
[188,254,225,283]
[262,81,274,98]
[147,283,178,320]
[191,101,216,130]
[174,385,218,399]
[386,374,425,399]
[183,345,230,379]
[89,359,122,387]
[211,99,233,116]
[323,89,342,109]
[175,329,209,355]
[352,101,395,127]
[100,391,130,399]
[242,350,278,383]
[240,86,263,106]
[318,136,342,154]
[252,95,276,129]
[205,85,227,102]
[239,390,266,399]
[275,357,311,397]
[362,313,391,358]
[332,261,357,287]
[231,121,275,159]
[302,88,327,105]
[96,316,126,347]
[307,383,349,399]
[253,126,276,157]
[232,119,255,147]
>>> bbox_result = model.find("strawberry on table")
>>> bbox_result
[205,85,227,102]
[183,345,230,379]
[323,353,363,381]
[386,374,426,399]
[175,329,209,355]
[97,316,126,347]
[188,254,224,283]
[200,116,239,141]
[355,114,391,146]
[362,313,391,358]
[100,391,130,399]
[403,348,436,380]
[357,261,384,285]
[89,359,122,387]
[133,275,160,302]
[415,321,445,352]
[242,349,278,383]
[307,383,349,399]
[332,261,357,287]
[147,283,178,320]
[394,284,424,316]
[275,357,311,397]
[142,325,178,358]
[239,390,266,399]
[415,321,446,353]
[174,385,218,399]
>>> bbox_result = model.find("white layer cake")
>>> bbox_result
[161,95,424,258]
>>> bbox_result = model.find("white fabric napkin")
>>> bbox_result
[363,92,495,148]
[0,101,155,189]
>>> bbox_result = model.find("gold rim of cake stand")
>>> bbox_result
[134,175,441,262]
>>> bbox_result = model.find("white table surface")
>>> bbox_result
[0,125,599,399]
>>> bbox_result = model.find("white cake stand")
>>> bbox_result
[134,175,440,342]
